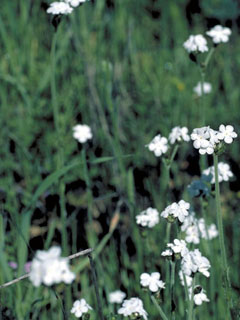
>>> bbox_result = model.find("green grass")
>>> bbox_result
[0,0,240,319]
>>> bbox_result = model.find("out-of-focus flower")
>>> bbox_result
[29,247,75,287]
[118,298,148,320]
[9,261,32,273]
[140,272,165,292]
[73,124,92,143]
[189,286,210,305]
[169,126,190,144]
[217,125,237,144]
[183,35,208,53]
[202,162,234,184]
[136,208,159,228]
[146,134,168,157]
[187,179,210,198]
[161,200,190,223]
[206,25,231,44]
[71,299,92,318]
[193,82,212,97]
[109,290,126,304]
[181,249,211,278]
[47,2,73,15]
[65,0,89,7]
[179,270,193,287]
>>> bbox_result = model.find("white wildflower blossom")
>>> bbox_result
[161,249,173,257]
[181,249,211,278]
[140,272,165,292]
[217,125,237,144]
[73,124,92,143]
[161,200,190,223]
[183,35,208,53]
[202,162,234,184]
[193,82,212,97]
[169,126,190,144]
[136,207,159,228]
[189,286,210,305]
[71,299,92,318]
[191,127,215,155]
[65,0,89,7]
[206,25,231,44]
[47,2,73,15]
[146,134,168,157]
[109,290,126,304]
[118,298,148,320]
[179,270,193,287]
[167,239,189,257]
[29,247,75,287]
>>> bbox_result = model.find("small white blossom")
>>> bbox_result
[47,2,73,15]
[109,290,126,304]
[189,286,210,305]
[193,82,212,96]
[65,0,89,7]
[29,247,75,287]
[146,134,168,157]
[206,25,231,44]
[179,270,193,287]
[169,126,190,144]
[191,127,215,155]
[118,298,148,320]
[167,239,189,258]
[136,207,159,228]
[140,272,165,292]
[161,249,173,257]
[183,35,208,53]
[161,200,190,223]
[73,124,92,143]
[181,249,211,278]
[217,124,237,144]
[71,299,92,318]
[202,162,234,184]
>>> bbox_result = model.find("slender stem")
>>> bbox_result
[200,69,205,126]
[170,261,176,320]
[88,253,104,320]
[213,153,232,313]
[203,47,215,69]
[188,277,195,320]
[151,295,169,320]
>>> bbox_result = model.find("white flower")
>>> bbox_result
[167,239,189,258]
[217,124,237,144]
[198,219,218,240]
[206,25,231,44]
[193,82,212,97]
[118,298,148,320]
[136,207,159,228]
[189,286,210,305]
[109,290,126,304]
[47,2,73,15]
[169,127,190,144]
[29,247,75,287]
[161,249,173,257]
[185,225,200,244]
[191,127,215,155]
[181,249,211,278]
[183,35,208,53]
[146,134,168,157]
[73,124,92,143]
[202,162,234,184]
[65,0,89,7]
[179,270,193,287]
[161,200,190,223]
[140,272,165,292]
[71,299,92,318]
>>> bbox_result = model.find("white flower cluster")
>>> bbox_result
[71,299,92,318]
[183,35,208,53]
[169,127,190,144]
[146,134,168,157]
[191,125,237,155]
[136,207,159,228]
[193,82,212,97]
[161,200,190,223]
[109,290,126,304]
[202,162,234,184]
[181,213,218,244]
[47,0,89,15]
[206,25,231,44]
[181,249,211,278]
[140,272,165,292]
[73,124,93,144]
[161,239,188,258]
[189,286,210,305]
[29,247,75,287]
[118,298,148,320]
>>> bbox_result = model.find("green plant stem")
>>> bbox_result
[188,277,195,320]
[213,153,232,314]
[151,295,169,320]
[170,260,176,320]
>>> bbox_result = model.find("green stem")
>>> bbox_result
[151,295,169,320]
[188,277,195,320]
[213,153,232,314]
[170,261,176,320]
[203,47,215,69]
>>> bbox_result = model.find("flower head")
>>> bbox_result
[183,35,208,53]
[189,286,210,305]
[169,127,190,144]
[181,249,211,277]
[161,200,190,223]
[71,299,92,318]
[29,247,75,287]
[140,272,165,292]
[109,290,126,304]
[118,298,148,320]
[217,125,237,144]
[65,0,89,7]
[47,2,73,15]
[206,25,231,44]
[73,124,92,143]
[193,82,212,97]
[202,162,234,184]
[136,207,159,228]
[146,134,168,157]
